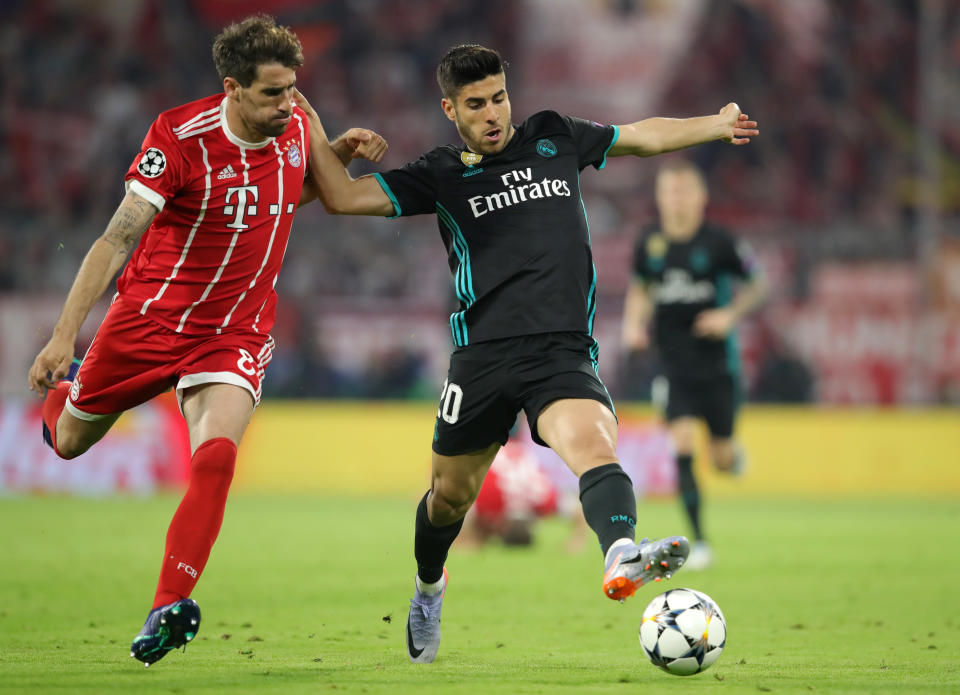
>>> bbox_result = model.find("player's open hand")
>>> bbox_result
[28,336,75,396]
[341,128,388,163]
[718,103,758,145]
[692,308,735,339]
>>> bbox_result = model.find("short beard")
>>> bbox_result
[258,120,287,138]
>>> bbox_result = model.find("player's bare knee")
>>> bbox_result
[53,430,90,460]
[429,488,475,524]
[563,440,619,477]
[549,427,615,466]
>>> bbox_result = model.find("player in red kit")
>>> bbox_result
[26,15,386,667]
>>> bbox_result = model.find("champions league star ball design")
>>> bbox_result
[639,588,726,676]
[138,148,167,178]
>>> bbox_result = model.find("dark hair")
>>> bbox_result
[212,14,304,87]
[436,44,507,99]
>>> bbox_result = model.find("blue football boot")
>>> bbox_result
[130,598,201,667]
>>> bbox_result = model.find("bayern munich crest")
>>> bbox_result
[138,148,167,178]
[286,142,302,168]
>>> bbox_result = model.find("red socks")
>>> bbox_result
[153,437,237,609]
[41,382,71,458]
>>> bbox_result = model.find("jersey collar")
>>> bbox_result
[219,97,274,150]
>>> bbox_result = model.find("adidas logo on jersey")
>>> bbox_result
[217,164,238,180]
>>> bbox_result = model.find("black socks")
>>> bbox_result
[578,463,637,556]
[676,454,703,541]
[414,491,464,583]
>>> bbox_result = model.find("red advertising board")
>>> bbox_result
[0,392,190,495]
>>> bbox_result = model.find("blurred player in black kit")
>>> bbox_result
[293,45,759,662]
[623,159,767,570]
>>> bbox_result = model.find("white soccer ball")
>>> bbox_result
[639,588,726,676]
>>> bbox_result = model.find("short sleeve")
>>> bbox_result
[374,154,438,218]
[560,115,619,171]
[124,115,190,212]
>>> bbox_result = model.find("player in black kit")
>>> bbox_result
[293,45,759,663]
[623,159,768,570]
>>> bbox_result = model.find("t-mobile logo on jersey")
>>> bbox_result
[467,167,571,218]
[223,185,260,229]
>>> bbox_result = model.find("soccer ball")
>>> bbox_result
[639,588,726,676]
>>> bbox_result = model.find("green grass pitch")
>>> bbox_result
[1,494,958,694]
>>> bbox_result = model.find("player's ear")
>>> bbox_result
[440,97,457,123]
[224,76,241,101]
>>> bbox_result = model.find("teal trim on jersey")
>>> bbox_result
[597,125,620,170]
[586,266,598,335]
[449,310,467,346]
[575,173,613,414]
[437,203,475,347]
[576,172,599,336]
[372,173,401,218]
[716,273,742,377]
[589,338,616,417]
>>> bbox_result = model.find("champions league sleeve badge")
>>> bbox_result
[137,148,167,178]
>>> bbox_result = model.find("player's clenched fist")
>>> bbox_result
[28,335,74,396]
[341,128,388,163]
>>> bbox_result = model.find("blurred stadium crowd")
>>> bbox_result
[2,0,959,404]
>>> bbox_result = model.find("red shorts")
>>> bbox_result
[66,297,274,421]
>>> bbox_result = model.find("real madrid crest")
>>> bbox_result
[461,150,483,167]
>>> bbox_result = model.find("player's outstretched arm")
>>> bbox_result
[27,192,156,395]
[292,89,395,217]
[299,127,389,206]
[609,103,758,158]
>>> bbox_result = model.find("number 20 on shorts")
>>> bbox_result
[438,379,463,424]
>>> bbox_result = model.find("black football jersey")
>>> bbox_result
[632,223,759,379]
[375,110,618,347]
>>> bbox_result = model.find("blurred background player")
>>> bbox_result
[457,427,559,549]
[26,15,386,666]
[622,159,767,570]
[292,44,758,663]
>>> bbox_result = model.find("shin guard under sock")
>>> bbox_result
[414,491,464,584]
[153,437,237,608]
[578,463,637,556]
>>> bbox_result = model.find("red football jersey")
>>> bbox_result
[119,94,309,336]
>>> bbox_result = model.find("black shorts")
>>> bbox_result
[657,371,740,439]
[432,332,615,456]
